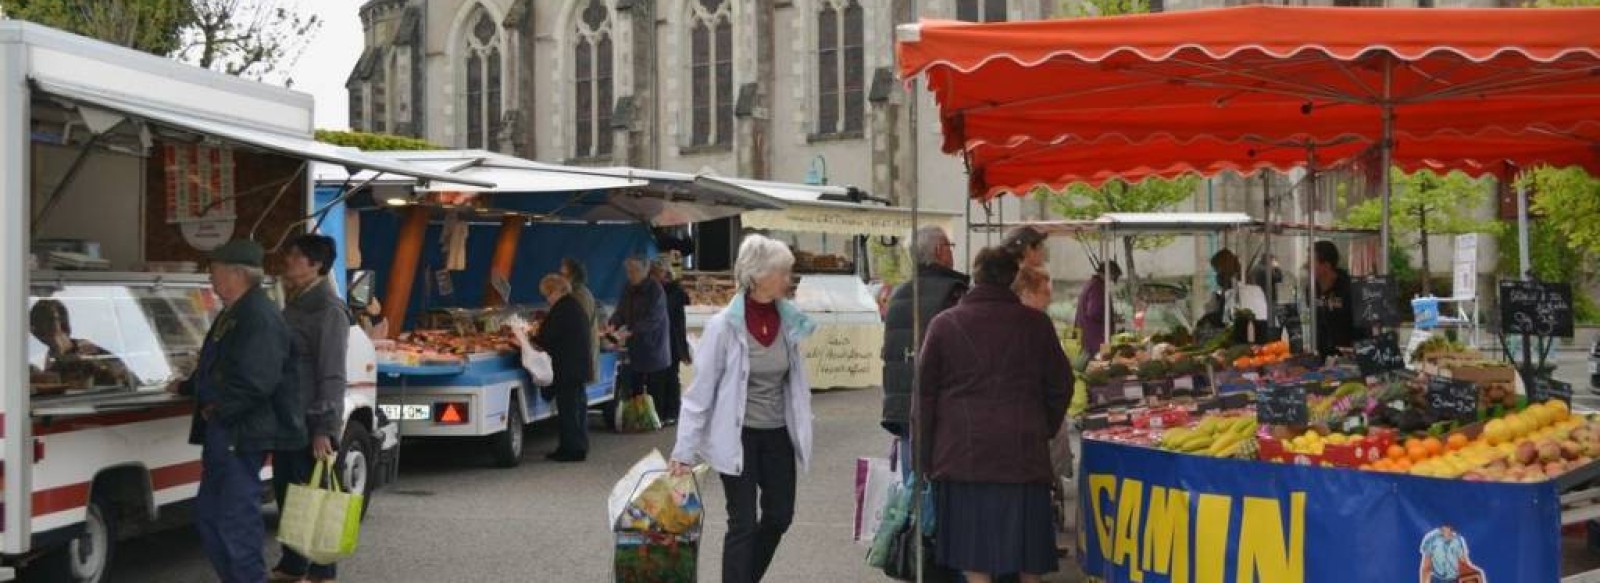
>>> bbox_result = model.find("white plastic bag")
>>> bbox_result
[507,315,554,387]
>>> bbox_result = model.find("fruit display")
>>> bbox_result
[1083,425,1163,447]
[1258,428,1398,468]
[1155,413,1259,459]
[1362,400,1598,482]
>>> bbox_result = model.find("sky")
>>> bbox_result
[287,0,364,130]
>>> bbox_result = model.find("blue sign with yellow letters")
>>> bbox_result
[1078,440,1561,583]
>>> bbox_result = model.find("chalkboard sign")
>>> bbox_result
[1352,276,1399,327]
[1426,376,1479,423]
[1256,383,1309,425]
[1274,304,1304,355]
[1531,377,1574,406]
[1353,331,1405,376]
[1499,280,1575,338]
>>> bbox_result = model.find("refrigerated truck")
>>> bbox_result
[0,22,491,581]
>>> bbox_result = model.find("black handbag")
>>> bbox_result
[883,521,956,583]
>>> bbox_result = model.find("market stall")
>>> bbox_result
[314,151,788,465]
[678,179,960,391]
[896,6,1600,580]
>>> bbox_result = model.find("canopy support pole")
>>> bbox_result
[484,215,524,307]
[1378,58,1395,275]
[1103,228,1112,350]
[1307,147,1320,357]
[2,39,34,556]
[381,206,431,340]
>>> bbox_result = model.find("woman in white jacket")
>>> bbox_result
[669,234,816,583]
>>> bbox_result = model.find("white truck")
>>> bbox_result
[0,22,490,581]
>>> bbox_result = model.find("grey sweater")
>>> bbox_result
[283,278,349,441]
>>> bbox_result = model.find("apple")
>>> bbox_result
[1538,441,1563,464]
[1462,472,1486,482]
[1546,461,1570,476]
[1516,442,1540,466]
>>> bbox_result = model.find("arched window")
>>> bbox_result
[574,0,614,158]
[689,0,734,147]
[463,6,503,150]
[372,54,388,134]
[956,0,1008,22]
[817,0,864,135]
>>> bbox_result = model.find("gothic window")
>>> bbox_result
[463,6,503,150]
[956,0,1007,22]
[689,0,734,147]
[349,89,364,132]
[371,56,388,134]
[817,0,865,135]
[574,0,615,158]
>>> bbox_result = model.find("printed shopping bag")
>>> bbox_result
[866,481,911,569]
[508,316,554,386]
[617,394,663,433]
[277,459,363,565]
[853,456,895,545]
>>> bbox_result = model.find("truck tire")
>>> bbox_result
[33,496,114,583]
[491,398,526,468]
[337,422,376,522]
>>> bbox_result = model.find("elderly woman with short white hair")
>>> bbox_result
[669,234,816,583]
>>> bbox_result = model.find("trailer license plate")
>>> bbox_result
[381,404,431,421]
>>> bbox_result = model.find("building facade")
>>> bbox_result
[348,0,1505,289]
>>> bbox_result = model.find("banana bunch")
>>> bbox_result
[1157,416,1259,458]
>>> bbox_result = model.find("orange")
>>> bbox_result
[1446,434,1469,451]
[1404,438,1423,451]
[1393,458,1413,471]
[1423,438,1444,456]
[1407,445,1430,463]
[1386,445,1407,461]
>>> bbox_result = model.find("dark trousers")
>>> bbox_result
[720,427,797,583]
[652,363,682,422]
[195,422,268,583]
[554,381,590,456]
[271,446,337,579]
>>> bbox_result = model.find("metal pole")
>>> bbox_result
[1,38,33,555]
[1307,149,1320,357]
[1103,228,1112,347]
[1517,183,1531,280]
[1261,173,1274,320]
[1378,59,1395,275]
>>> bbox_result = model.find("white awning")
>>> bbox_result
[32,79,496,188]
[714,177,960,238]
[314,153,644,193]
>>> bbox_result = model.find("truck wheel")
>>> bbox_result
[491,398,526,468]
[34,496,114,583]
[337,422,376,522]
[601,399,619,433]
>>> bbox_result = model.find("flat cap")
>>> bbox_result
[210,239,264,268]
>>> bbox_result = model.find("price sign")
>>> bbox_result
[1256,383,1309,426]
[1498,280,1575,338]
[1275,303,1305,355]
[1426,375,1479,423]
[1353,331,1405,376]
[1531,377,1573,406]
[1353,276,1400,327]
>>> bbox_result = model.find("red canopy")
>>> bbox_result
[896,5,1600,197]
[969,129,1600,197]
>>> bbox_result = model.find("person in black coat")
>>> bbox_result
[536,274,596,462]
[652,258,691,425]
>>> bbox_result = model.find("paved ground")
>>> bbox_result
[92,387,1082,583]
[33,350,1599,582]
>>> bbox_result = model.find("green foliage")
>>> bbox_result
[1520,166,1600,255]
[2,0,193,55]
[314,130,440,152]
[1038,176,1201,253]
[1061,0,1151,16]
[1342,169,1501,240]
[1494,217,1600,323]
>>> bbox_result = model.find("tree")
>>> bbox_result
[1342,169,1501,295]
[1038,176,1200,291]
[1522,166,1600,256]
[177,0,320,84]
[2,0,319,85]
[1,0,193,55]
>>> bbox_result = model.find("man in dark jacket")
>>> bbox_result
[610,257,672,407]
[561,257,602,385]
[652,257,691,425]
[536,274,596,462]
[881,226,969,478]
[1312,240,1368,357]
[177,240,302,583]
[272,234,348,582]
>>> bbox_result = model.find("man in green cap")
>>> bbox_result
[175,239,303,583]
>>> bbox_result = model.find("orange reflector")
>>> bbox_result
[434,402,468,425]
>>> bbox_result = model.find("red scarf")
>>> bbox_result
[745,296,781,347]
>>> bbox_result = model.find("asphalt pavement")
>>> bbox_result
[100,387,1083,583]
[81,351,1600,582]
